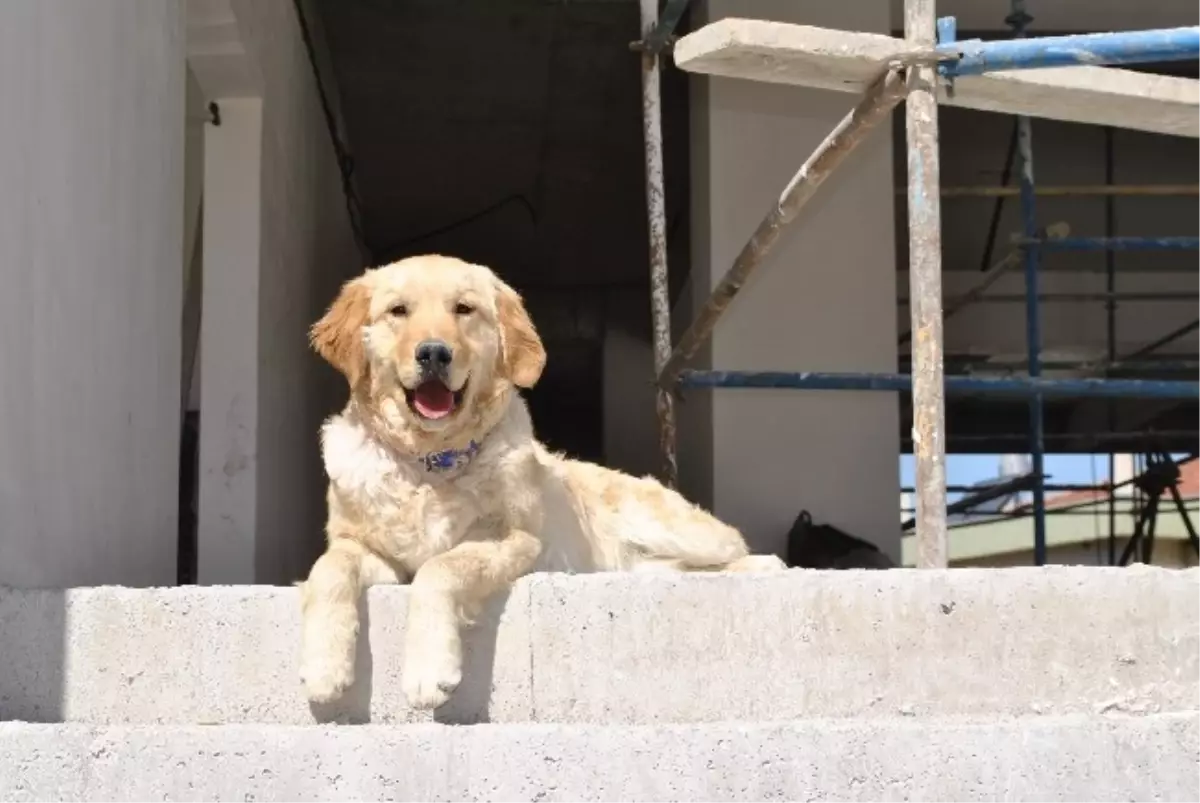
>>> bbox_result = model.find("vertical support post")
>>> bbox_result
[639,0,679,487]
[1104,126,1118,566]
[1010,0,1047,566]
[905,0,948,568]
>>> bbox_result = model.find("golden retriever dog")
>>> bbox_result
[299,254,784,710]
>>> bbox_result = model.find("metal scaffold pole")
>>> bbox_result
[637,0,680,488]
[1009,0,1048,566]
[905,0,949,569]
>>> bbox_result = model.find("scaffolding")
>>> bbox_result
[635,0,1200,568]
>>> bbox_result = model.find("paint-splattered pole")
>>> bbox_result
[904,0,949,568]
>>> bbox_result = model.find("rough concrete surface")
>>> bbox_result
[673,19,1200,138]
[1,567,1196,725]
[0,583,532,726]
[1,714,1197,802]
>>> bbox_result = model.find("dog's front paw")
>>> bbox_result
[402,636,463,710]
[300,648,355,704]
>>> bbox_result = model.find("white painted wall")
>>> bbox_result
[198,98,263,585]
[184,68,207,414]
[0,0,185,587]
[686,2,902,561]
[192,0,359,585]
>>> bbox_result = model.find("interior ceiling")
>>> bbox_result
[315,0,683,295]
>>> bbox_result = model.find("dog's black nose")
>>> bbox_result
[415,340,453,371]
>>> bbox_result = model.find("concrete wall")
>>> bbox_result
[0,0,185,588]
[183,68,207,414]
[197,98,263,584]
[195,0,360,585]
[684,1,901,561]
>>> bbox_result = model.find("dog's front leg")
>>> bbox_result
[402,527,542,710]
[299,538,402,703]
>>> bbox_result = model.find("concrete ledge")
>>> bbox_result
[1,566,1196,725]
[2,714,1197,801]
[674,19,1200,138]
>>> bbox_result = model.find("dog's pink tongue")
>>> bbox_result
[414,381,455,419]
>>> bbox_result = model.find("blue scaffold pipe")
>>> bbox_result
[676,371,1200,400]
[1017,236,1200,251]
[937,25,1200,76]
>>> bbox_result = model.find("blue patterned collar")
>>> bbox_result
[420,440,481,473]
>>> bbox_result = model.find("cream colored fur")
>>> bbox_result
[299,255,784,710]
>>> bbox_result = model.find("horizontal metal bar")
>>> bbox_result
[903,358,1200,373]
[899,292,1194,304]
[1015,236,1200,251]
[917,184,1199,198]
[900,470,1041,531]
[901,506,1196,518]
[909,430,1199,445]
[904,483,1116,494]
[924,455,1200,531]
[658,68,908,389]
[937,24,1200,76]
[678,370,1200,399]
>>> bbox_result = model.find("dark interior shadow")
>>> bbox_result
[307,597,374,725]
[0,587,67,722]
[434,588,509,725]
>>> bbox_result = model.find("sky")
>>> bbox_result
[899,453,1111,499]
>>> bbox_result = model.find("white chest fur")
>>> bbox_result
[319,401,536,570]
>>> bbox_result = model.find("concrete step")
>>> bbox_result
[2,714,1197,801]
[1,566,1196,725]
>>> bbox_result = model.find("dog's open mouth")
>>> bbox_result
[405,379,466,421]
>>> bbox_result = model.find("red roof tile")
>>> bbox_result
[1040,459,1198,511]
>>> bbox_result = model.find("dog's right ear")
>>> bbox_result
[311,279,372,388]
[494,277,546,389]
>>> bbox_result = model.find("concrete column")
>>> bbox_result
[602,322,659,480]
[197,99,263,585]
[0,1,185,587]
[686,1,900,561]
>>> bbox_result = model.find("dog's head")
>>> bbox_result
[311,255,545,449]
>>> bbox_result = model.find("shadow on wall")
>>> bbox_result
[0,588,66,722]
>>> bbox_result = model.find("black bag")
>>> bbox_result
[785,510,895,570]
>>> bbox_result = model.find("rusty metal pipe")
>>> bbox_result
[639,0,678,487]
[905,0,949,569]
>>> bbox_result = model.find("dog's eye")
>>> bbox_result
[389,304,408,317]
[454,302,475,316]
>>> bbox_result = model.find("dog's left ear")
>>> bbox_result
[494,278,545,389]
[311,278,372,389]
